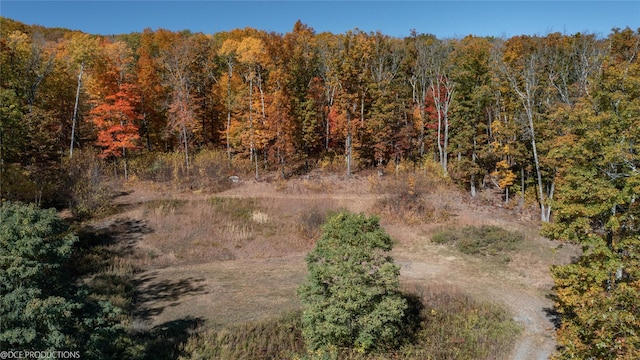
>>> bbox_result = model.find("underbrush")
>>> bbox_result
[298,207,328,241]
[178,287,521,360]
[432,225,525,263]
[66,149,120,220]
[129,149,240,192]
[370,170,452,224]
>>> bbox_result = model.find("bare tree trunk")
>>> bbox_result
[521,167,525,206]
[470,174,477,197]
[226,62,233,160]
[70,63,84,158]
[433,81,444,168]
[325,87,335,150]
[247,76,258,180]
[346,109,352,177]
[123,147,128,181]
[503,52,550,222]
[182,123,189,171]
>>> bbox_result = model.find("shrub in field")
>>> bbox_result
[298,211,407,352]
[432,225,524,262]
[298,207,328,240]
[66,149,116,219]
[371,172,447,224]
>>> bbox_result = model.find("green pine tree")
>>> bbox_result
[297,211,407,353]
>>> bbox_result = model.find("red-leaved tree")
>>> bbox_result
[90,83,141,179]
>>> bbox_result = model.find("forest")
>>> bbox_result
[1,16,639,358]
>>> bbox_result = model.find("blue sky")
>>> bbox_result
[1,1,638,38]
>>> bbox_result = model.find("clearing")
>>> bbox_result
[87,172,579,360]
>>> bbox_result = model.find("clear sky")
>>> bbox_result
[1,1,638,38]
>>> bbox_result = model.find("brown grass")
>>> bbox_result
[369,171,455,224]
[76,165,581,360]
[178,284,520,360]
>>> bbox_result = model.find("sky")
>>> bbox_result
[1,1,639,39]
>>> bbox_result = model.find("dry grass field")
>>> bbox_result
[80,171,580,359]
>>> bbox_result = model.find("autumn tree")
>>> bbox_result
[135,28,169,151]
[261,32,298,177]
[160,31,203,170]
[237,34,269,179]
[89,83,141,179]
[448,36,495,197]
[425,40,455,175]
[88,40,141,180]
[283,21,324,168]
[364,32,409,168]
[544,28,640,359]
[0,28,74,204]
[497,36,556,221]
[60,32,100,158]
[322,30,373,176]
[406,32,437,159]
[0,89,23,202]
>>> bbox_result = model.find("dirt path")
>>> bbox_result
[111,177,577,359]
[396,251,557,360]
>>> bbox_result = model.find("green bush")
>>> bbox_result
[298,211,408,352]
[0,202,79,349]
[432,225,524,262]
[0,202,135,358]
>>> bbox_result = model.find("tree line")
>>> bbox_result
[0,18,637,221]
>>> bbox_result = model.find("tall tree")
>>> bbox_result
[160,31,201,170]
[448,36,494,196]
[61,33,100,158]
[89,83,141,180]
[498,36,554,221]
[364,32,407,167]
[284,21,323,168]
[406,32,438,159]
[426,40,455,174]
[544,27,640,359]
[136,28,169,151]
[88,40,141,180]
[236,35,268,179]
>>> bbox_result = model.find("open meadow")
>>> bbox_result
[75,170,580,359]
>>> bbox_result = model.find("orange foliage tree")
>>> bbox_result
[89,82,141,179]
